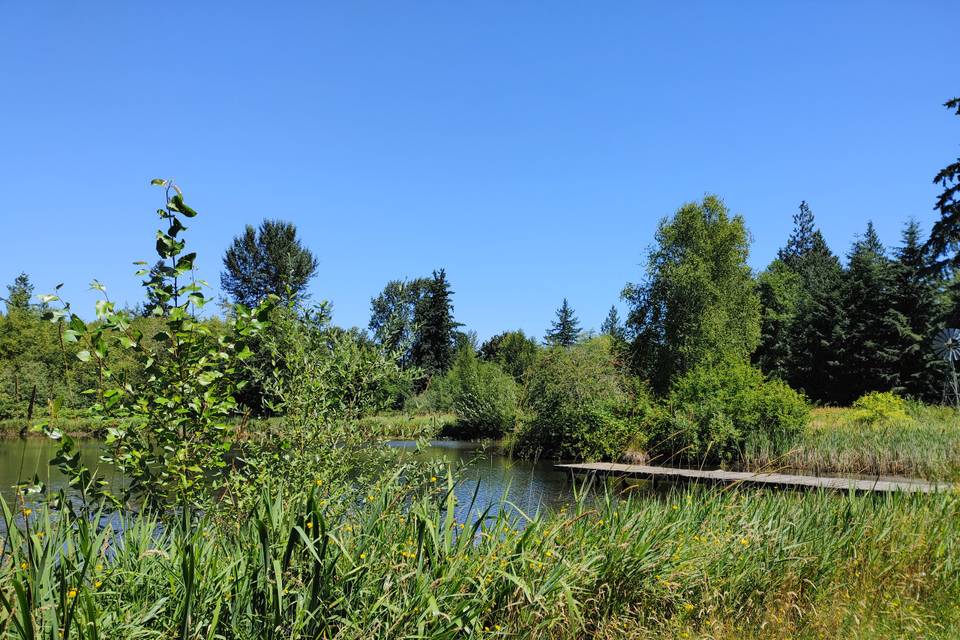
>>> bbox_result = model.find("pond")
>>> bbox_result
[0,438,580,532]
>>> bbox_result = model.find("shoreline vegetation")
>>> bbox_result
[3,475,959,639]
[4,404,959,482]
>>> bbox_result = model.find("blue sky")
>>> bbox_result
[1,2,956,341]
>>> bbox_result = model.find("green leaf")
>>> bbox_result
[76,350,91,362]
[150,178,167,186]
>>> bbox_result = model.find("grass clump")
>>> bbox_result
[751,404,960,481]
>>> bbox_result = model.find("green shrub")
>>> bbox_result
[409,348,519,437]
[514,336,638,460]
[648,360,809,465]
[851,391,911,426]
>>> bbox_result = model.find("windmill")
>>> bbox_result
[933,328,960,408]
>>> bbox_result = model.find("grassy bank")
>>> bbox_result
[3,473,959,639]
[746,405,960,481]
[355,412,457,439]
[0,416,123,439]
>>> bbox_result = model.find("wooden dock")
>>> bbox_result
[555,462,950,494]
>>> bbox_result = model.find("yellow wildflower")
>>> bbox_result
[20,562,28,570]
[67,588,78,599]
[23,508,32,517]
[306,521,314,529]
[94,580,102,589]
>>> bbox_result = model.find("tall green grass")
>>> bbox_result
[3,470,959,639]
[354,412,457,439]
[747,405,960,481]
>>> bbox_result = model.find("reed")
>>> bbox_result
[747,405,960,481]
[2,468,958,639]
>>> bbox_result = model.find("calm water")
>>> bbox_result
[0,438,578,528]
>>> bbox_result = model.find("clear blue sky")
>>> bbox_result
[1,2,956,341]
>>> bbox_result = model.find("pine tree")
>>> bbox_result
[838,222,901,402]
[777,201,817,269]
[411,269,459,376]
[892,220,946,400]
[5,273,33,311]
[544,298,581,347]
[785,226,846,403]
[600,305,624,340]
[926,97,960,271]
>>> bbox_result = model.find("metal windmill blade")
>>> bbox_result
[933,328,960,362]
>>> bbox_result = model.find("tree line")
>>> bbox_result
[2,96,958,420]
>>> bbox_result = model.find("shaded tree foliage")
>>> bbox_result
[837,222,901,402]
[221,219,318,307]
[891,220,946,400]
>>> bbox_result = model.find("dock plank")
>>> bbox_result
[554,462,949,493]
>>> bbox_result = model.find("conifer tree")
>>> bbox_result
[777,201,817,269]
[892,220,945,400]
[411,269,458,376]
[4,272,34,311]
[926,96,960,271]
[544,298,581,347]
[838,222,901,402]
[600,305,624,341]
[754,259,803,380]
[784,224,846,403]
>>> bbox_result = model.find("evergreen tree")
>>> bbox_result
[926,96,960,271]
[221,219,318,307]
[544,298,581,347]
[5,272,33,311]
[600,305,625,341]
[892,220,946,400]
[753,259,803,380]
[142,261,171,316]
[777,201,817,269]
[623,196,760,391]
[838,222,901,402]
[411,269,458,376]
[785,229,846,403]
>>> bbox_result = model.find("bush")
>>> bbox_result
[410,348,519,437]
[648,361,809,465]
[851,391,911,426]
[514,336,638,460]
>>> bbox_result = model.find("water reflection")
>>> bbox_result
[389,440,577,522]
[1,438,582,535]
